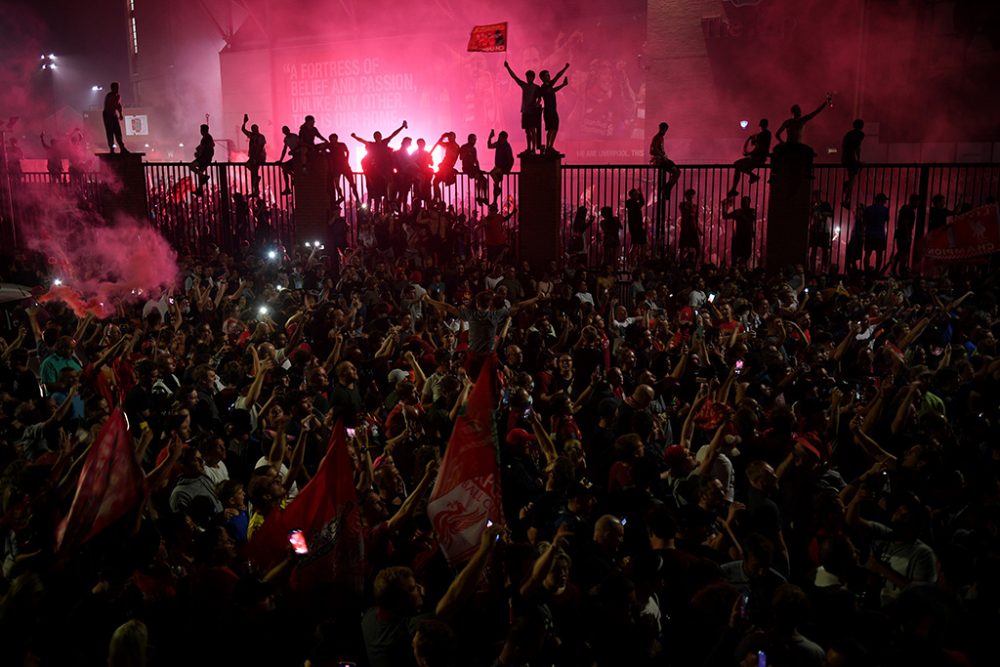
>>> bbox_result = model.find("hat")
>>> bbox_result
[388,368,409,384]
[505,428,536,448]
[663,445,689,468]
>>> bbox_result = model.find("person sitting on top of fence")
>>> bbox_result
[190,123,215,197]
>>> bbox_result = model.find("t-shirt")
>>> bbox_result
[169,475,223,514]
[749,129,772,160]
[39,353,82,387]
[896,204,916,244]
[459,307,510,353]
[863,203,889,240]
[459,144,480,173]
[868,521,937,606]
[493,141,514,172]
[361,608,431,667]
[842,128,865,164]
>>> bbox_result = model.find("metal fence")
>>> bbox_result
[4,162,1000,268]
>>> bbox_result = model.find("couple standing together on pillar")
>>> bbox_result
[504,61,570,157]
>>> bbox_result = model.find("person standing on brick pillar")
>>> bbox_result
[538,64,570,156]
[504,61,541,156]
[102,81,128,154]
[773,94,832,176]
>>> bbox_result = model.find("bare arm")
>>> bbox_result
[503,61,524,86]
[436,524,501,620]
[385,121,408,143]
[801,97,830,123]
[387,460,438,532]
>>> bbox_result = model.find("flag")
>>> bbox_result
[467,23,508,53]
[427,353,503,565]
[55,409,145,551]
[922,204,1000,265]
[248,423,364,592]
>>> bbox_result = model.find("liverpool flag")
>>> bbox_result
[56,409,145,551]
[427,353,503,565]
[248,423,364,592]
[467,23,508,53]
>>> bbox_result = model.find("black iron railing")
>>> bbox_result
[3,162,999,269]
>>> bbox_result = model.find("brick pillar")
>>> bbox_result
[518,153,562,269]
[292,151,331,246]
[96,152,148,220]
[765,144,813,271]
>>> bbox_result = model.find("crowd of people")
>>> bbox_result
[1,222,999,667]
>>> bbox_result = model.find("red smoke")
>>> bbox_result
[22,163,178,319]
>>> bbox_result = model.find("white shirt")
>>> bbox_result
[689,290,707,308]
[204,461,229,487]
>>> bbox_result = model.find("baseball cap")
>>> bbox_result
[388,368,409,384]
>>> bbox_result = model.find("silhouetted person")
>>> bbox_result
[891,194,919,275]
[352,120,407,212]
[391,136,415,210]
[775,95,832,145]
[297,115,327,168]
[327,133,360,204]
[432,132,460,201]
[862,192,889,272]
[651,121,680,237]
[39,132,62,183]
[4,137,23,180]
[102,81,127,153]
[278,125,299,195]
[459,133,489,205]
[190,124,215,197]
[808,189,834,272]
[927,194,952,233]
[504,61,541,155]
[730,118,770,195]
[241,114,266,198]
[412,138,434,204]
[487,129,514,204]
[600,206,622,266]
[538,64,570,155]
[678,188,700,264]
[841,119,865,209]
[724,195,757,267]
[67,128,88,183]
[625,188,646,262]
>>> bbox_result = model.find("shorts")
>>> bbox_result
[522,109,542,130]
[543,110,559,132]
[865,237,886,252]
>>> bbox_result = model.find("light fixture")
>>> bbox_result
[739,120,749,129]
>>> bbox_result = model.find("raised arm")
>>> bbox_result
[387,459,438,532]
[802,95,832,123]
[552,62,570,82]
[503,60,524,86]
[241,114,251,138]
[436,523,501,620]
[350,133,371,146]
[423,293,461,317]
[385,120,408,143]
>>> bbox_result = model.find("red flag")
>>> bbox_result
[55,409,145,551]
[248,424,364,592]
[922,204,1000,265]
[427,353,503,565]
[467,23,508,53]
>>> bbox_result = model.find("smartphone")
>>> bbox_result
[621,517,628,527]
[757,650,767,667]
[346,427,357,439]
[735,359,744,375]
[708,292,717,303]
[288,529,309,554]
[739,590,751,619]
[523,407,532,420]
